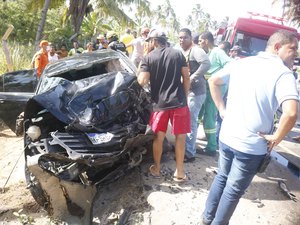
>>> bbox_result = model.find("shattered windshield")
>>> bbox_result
[37,51,135,94]
[234,32,268,56]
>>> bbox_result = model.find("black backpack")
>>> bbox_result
[108,41,128,56]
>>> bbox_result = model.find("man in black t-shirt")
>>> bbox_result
[138,29,190,182]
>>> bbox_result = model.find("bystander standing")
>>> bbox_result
[138,28,190,182]
[202,30,299,225]
[179,28,211,162]
[198,31,231,156]
[34,40,49,78]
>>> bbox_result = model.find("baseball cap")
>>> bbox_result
[97,34,105,39]
[39,40,49,47]
[145,28,167,42]
[107,31,117,39]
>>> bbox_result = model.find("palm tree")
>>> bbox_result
[131,0,151,29]
[81,12,112,39]
[151,0,180,38]
[186,3,218,34]
[34,0,51,50]
[24,0,65,49]
[273,0,300,26]
[67,0,91,37]
[26,0,151,49]
[187,4,207,34]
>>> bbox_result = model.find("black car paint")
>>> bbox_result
[8,49,153,224]
[0,69,37,132]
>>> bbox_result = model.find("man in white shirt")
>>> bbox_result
[48,45,59,63]
[202,30,299,225]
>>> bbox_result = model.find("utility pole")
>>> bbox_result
[1,24,14,72]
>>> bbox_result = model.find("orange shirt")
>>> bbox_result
[34,49,49,77]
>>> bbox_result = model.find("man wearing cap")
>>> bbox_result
[96,34,108,50]
[107,31,128,56]
[34,40,49,78]
[138,29,190,182]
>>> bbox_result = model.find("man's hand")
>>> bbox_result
[257,132,278,151]
[137,71,150,87]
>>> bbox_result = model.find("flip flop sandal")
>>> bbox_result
[173,174,188,183]
[149,165,161,178]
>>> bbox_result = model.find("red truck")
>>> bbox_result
[217,12,299,58]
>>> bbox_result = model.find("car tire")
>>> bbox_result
[25,165,50,210]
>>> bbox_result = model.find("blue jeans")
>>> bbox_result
[203,142,265,225]
[185,92,206,158]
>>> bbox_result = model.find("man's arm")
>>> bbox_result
[190,48,211,81]
[137,71,150,87]
[218,48,232,68]
[181,66,190,97]
[126,39,135,48]
[259,99,298,149]
[208,74,226,119]
[34,54,42,76]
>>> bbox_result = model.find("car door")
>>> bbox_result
[0,69,37,133]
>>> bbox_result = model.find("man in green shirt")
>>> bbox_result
[68,41,84,56]
[198,31,231,155]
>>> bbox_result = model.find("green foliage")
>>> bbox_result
[44,8,75,49]
[24,0,64,11]
[81,12,112,40]
[0,42,34,74]
[0,1,39,44]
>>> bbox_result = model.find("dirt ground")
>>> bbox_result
[1,121,300,225]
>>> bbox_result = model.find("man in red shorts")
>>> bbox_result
[138,29,190,182]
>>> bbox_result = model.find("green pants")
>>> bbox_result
[202,83,217,151]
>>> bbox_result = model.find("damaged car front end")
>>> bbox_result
[21,50,152,224]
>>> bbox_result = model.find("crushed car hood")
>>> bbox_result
[31,71,144,131]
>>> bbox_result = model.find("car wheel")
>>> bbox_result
[25,165,50,210]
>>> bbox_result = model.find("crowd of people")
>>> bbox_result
[32,27,299,225]
[138,28,298,225]
[31,28,147,77]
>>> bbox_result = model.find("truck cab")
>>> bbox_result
[218,12,299,57]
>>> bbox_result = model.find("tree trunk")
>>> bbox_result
[34,0,51,51]
[68,0,90,39]
[2,24,14,72]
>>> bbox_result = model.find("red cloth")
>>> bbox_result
[149,106,191,135]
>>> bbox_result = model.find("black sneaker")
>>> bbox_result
[197,148,216,157]
[184,156,195,163]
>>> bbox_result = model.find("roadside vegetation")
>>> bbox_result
[0,0,298,75]
[0,43,34,73]
[0,0,223,75]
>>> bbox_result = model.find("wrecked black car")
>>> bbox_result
[0,50,152,224]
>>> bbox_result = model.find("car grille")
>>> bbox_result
[49,130,128,160]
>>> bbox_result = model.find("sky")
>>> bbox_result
[150,0,285,26]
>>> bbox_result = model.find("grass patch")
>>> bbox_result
[0,42,35,75]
